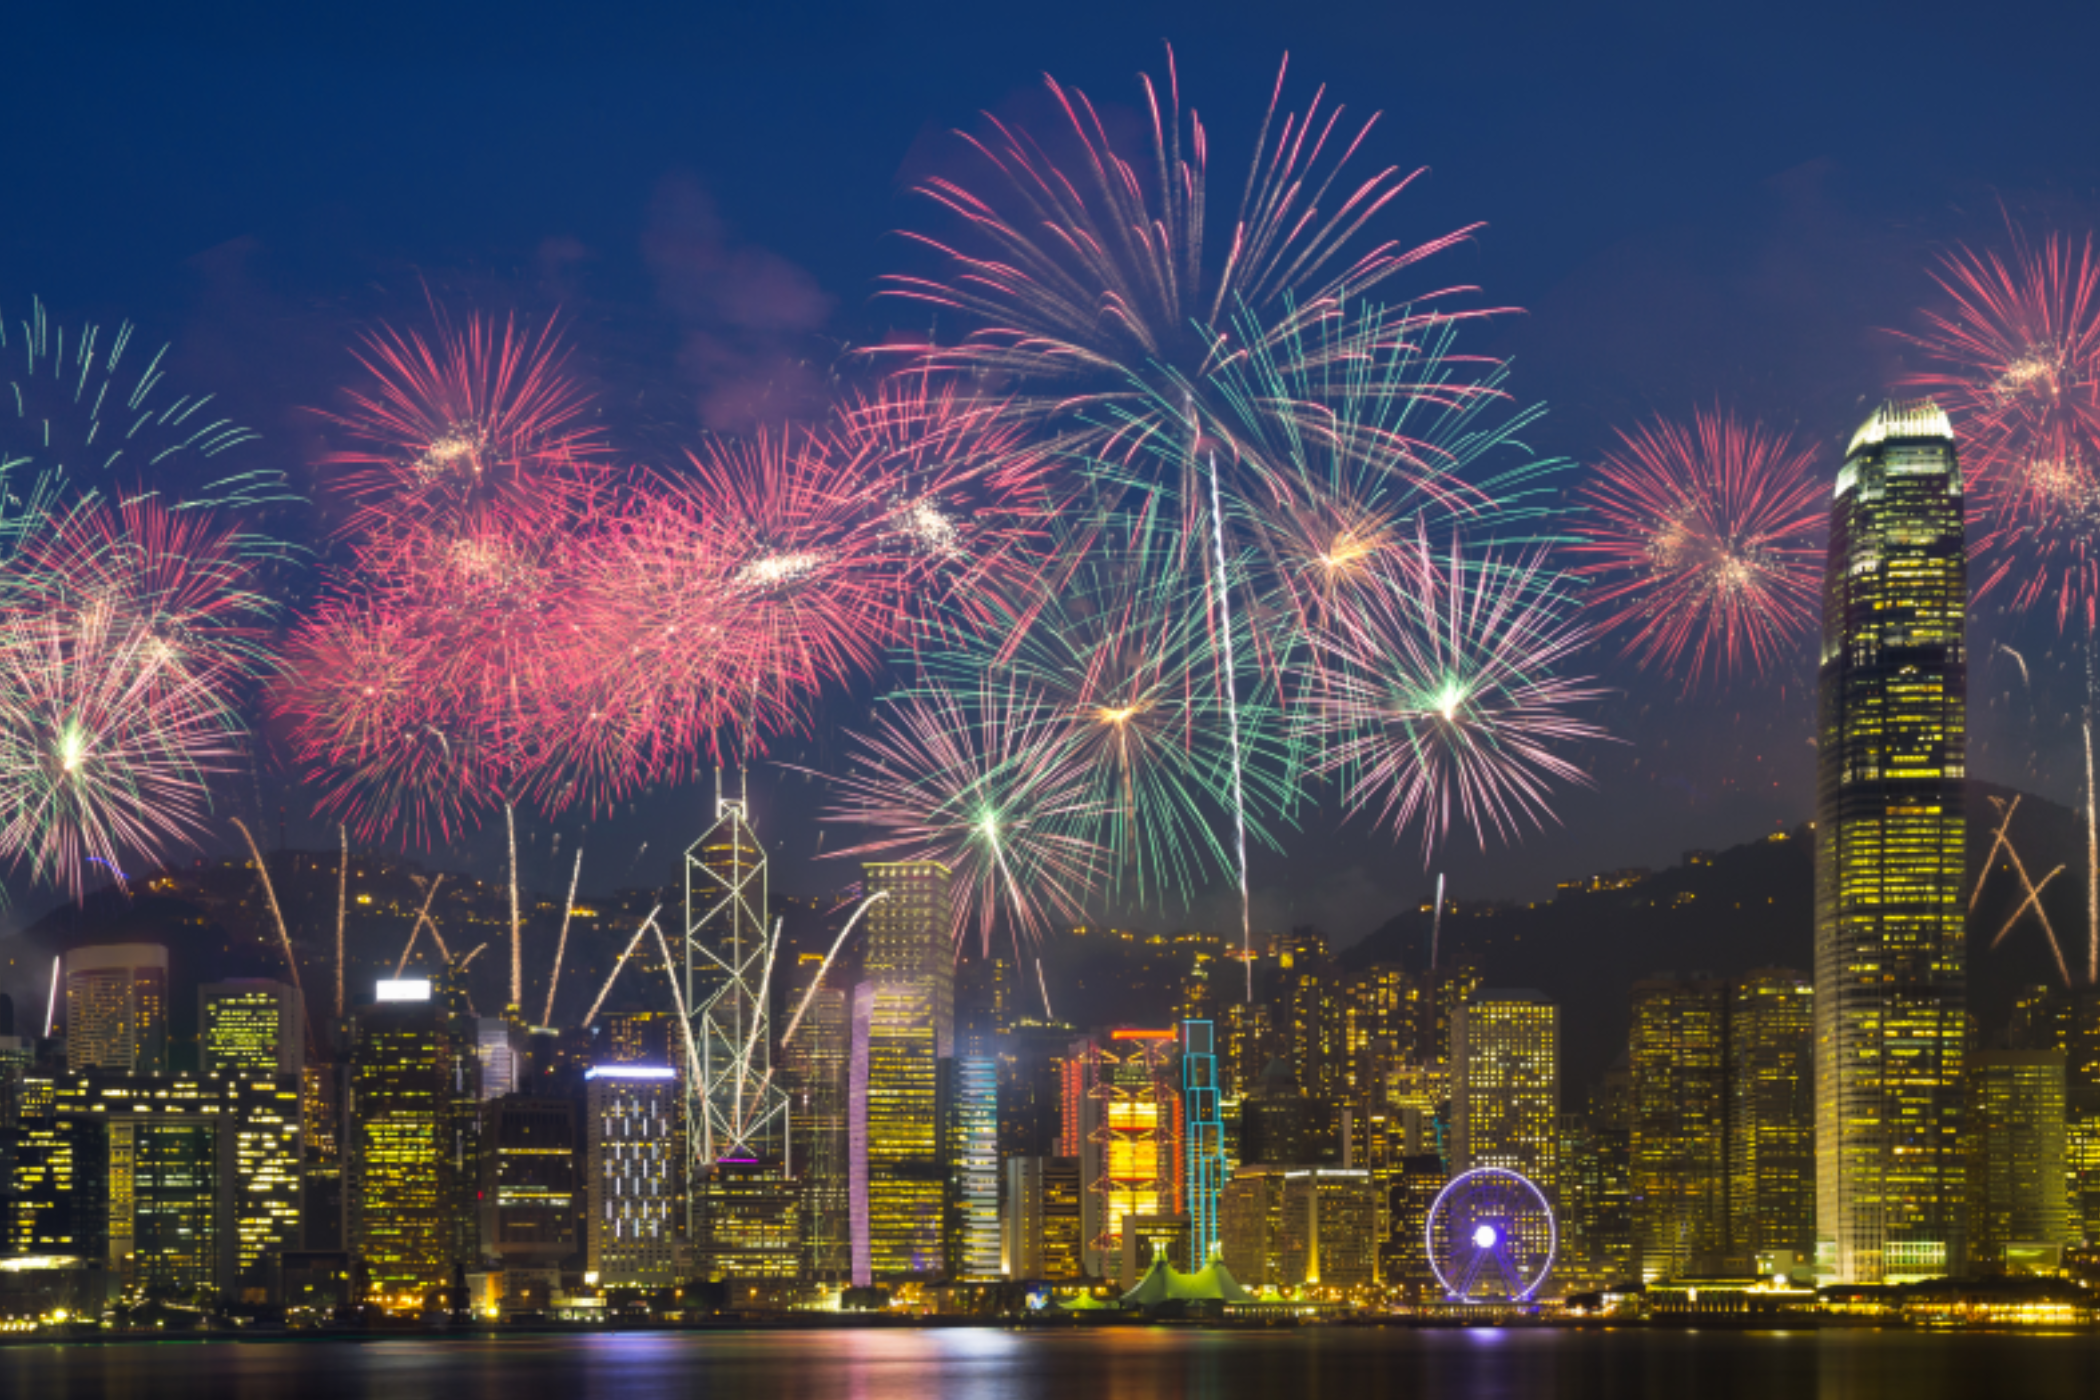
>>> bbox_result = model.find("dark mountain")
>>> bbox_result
[1341,781,2085,1089]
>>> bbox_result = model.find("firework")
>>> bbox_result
[271,595,501,845]
[1900,227,2100,625]
[821,680,1109,956]
[831,372,1056,632]
[0,498,271,894]
[1568,409,1824,687]
[316,309,608,538]
[923,503,1297,909]
[0,297,284,513]
[888,51,1485,427]
[1305,530,1607,856]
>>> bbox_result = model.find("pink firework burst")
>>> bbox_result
[1568,409,1824,687]
[316,309,609,537]
[1900,227,2100,627]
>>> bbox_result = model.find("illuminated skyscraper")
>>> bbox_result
[348,979,470,1308]
[1180,1020,1226,1263]
[1077,1030,1180,1281]
[65,944,169,1073]
[1728,970,1814,1261]
[850,861,954,1283]
[938,1055,1001,1279]
[2066,988,2100,1242]
[1452,989,1559,1197]
[200,980,304,1079]
[1628,975,1726,1279]
[1964,1051,2069,1271]
[684,789,790,1176]
[1278,1167,1376,1287]
[585,1066,681,1287]
[1815,399,1968,1284]
[783,952,850,1279]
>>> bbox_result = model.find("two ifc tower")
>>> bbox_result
[1813,399,1968,1285]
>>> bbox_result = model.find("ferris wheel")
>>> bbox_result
[1426,1166,1557,1302]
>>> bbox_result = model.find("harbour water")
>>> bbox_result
[5,1326,2100,1400]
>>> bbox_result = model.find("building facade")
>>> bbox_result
[1815,399,1968,1284]
[584,1066,681,1287]
[1452,990,1560,1197]
[1628,975,1727,1279]
[1965,1051,2069,1271]
[65,944,169,1074]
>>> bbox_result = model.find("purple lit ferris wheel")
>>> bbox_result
[1426,1166,1557,1302]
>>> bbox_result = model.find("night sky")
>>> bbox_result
[5,0,2098,954]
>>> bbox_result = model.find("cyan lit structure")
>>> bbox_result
[939,1055,1000,1279]
[1815,399,1967,1284]
[1180,1020,1225,1263]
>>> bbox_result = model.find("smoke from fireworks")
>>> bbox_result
[1569,409,1824,687]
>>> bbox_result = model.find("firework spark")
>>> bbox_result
[1569,409,1823,687]
[821,680,1109,956]
[316,309,608,538]
[1305,530,1608,856]
[0,499,271,893]
[1901,227,2100,626]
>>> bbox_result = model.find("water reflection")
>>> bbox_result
[4,1326,2100,1400]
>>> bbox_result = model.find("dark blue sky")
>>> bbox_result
[6,0,2098,947]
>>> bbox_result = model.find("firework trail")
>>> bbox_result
[1305,529,1608,856]
[1207,453,1254,1000]
[543,847,584,1025]
[232,818,308,1021]
[1568,409,1824,688]
[820,680,1109,957]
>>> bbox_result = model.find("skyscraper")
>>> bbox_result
[1728,970,1814,1263]
[584,1066,681,1287]
[478,1097,579,1269]
[850,860,954,1283]
[1180,1020,1226,1264]
[1452,989,1559,1197]
[1628,975,1727,1279]
[348,979,470,1309]
[782,952,850,1279]
[938,1055,1001,1279]
[1964,1051,2069,1272]
[1001,1154,1082,1278]
[65,944,169,1074]
[1076,1030,1181,1281]
[1815,399,1968,1284]
[200,980,305,1079]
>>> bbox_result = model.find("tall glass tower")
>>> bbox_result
[1815,399,1967,1284]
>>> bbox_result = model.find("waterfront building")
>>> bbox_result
[1277,1167,1376,1287]
[1077,1030,1181,1282]
[584,1066,681,1287]
[1219,1166,1287,1286]
[938,1055,1001,1279]
[1728,970,1814,1261]
[64,944,169,1074]
[1001,1155,1084,1278]
[199,980,304,1079]
[1815,399,1968,1284]
[782,953,850,1279]
[849,861,954,1284]
[1559,1109,1634,1290]
[1383,1153,1448,1296]
[478,1096,578,1269]
[347,979,469,1307]
[1181,1020,1227,1263]
[1965,1051,2070,1271]
[1628,974,1727,1279]
[692,1159,800,1281]
[2065,987,2100,1243]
